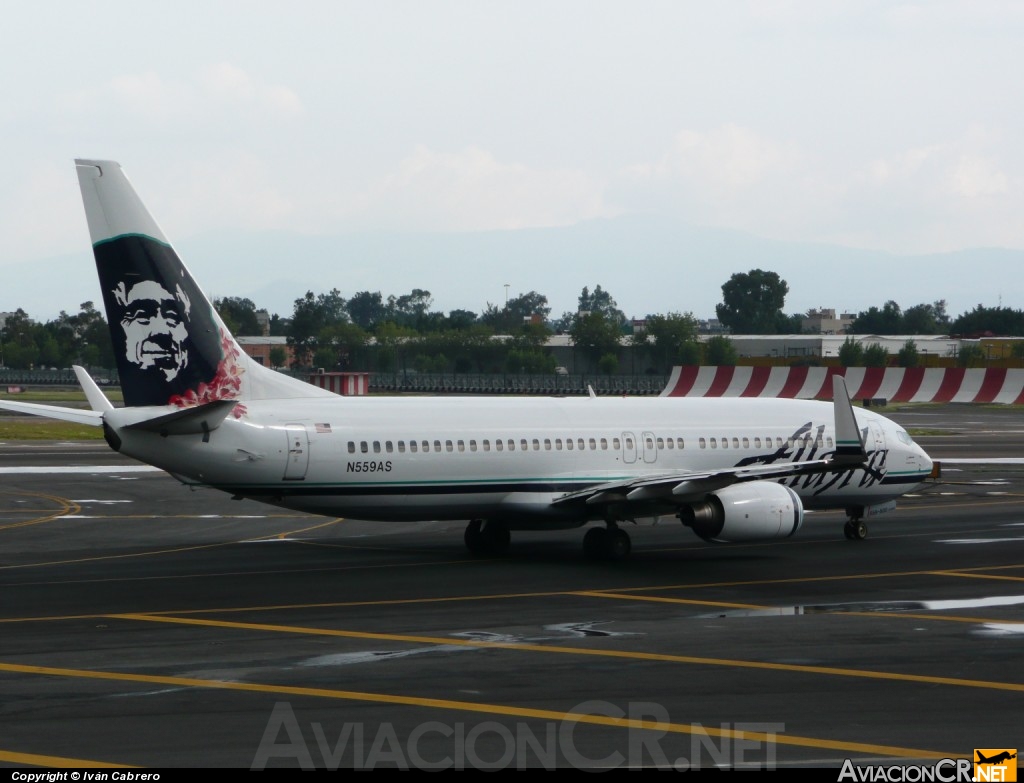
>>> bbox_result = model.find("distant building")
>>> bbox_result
[236,335,293,367]
[802,308,855,335]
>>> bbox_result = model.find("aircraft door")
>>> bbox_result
[621,432,637,464]
[642,431,658,464]
[283,423,310,480]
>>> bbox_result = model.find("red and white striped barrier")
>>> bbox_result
[307,372,370,396]
[660,366,1024,404]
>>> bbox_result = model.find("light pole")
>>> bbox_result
[504,284,510,309]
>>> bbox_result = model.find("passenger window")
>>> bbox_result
[555,439,563,450]
[754,437,761,449]
[732,438,739,449]
[566,439,573,451]
[398,441,406,453]
[422,440,430,452]
[373,441,381,453]
[589,438,596,450]
[483,440,490,452]
[544,439,552,450]
[624,437,633,450]
[533,439,540,450]
[710,438,717,449]
[508,440,515,451]
[470,440,477,452]
[521,439,528,451]
[496,440,503,451]
[646,436,654,450]
[742,438,749,449]
[657,437,664,449]
[409,441,418,453]
[699,437,706,449]
[458,440,465,452]
[578,438,585,450]
[601,438,608,450]
[347,442,355,454]
[446,440,453,452]
[721,438,728,449]
[827,437,834,448]
[360,441,368,453]
[386,441,394,453]
[677,438,684,449]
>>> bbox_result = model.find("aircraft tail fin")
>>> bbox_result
[74,160,333,408]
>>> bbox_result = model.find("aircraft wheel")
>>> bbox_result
[605,528,632,561]
[583,527,608,559]
[844,520,868,541]
[465,520,510,556]
[464,520,485,554]
[481,520,511,555]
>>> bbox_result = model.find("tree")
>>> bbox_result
[902,302,948,335]
[863,343,890,368]
[957,343,984,368]
[386,289,434,330]
[851,301,902,334]
[269,346,287,368]
[704,335,738,366]
[642,312,701,372]
[214,297,261,335]
[839,337,864,367]
[897,340,919,368]
[577,285,626,328]
[951,305,1024,337]
[347,291,387,330]
[715,270,789,334]
[569,311,622,371]
[287,289,348,367]
[481,290,551,333]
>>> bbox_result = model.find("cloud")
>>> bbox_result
[343,145,615,231]
[615,123,1022,253]
[60,63,303,129]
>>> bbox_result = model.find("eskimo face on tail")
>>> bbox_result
[113,279,191,380]
[94,235,237,408]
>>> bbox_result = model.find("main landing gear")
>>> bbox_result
[582,523,632,562]
[843,508,868,541]
[464,519,510,556]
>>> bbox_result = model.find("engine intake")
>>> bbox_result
[680,482,804,542]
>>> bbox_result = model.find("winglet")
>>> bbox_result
[74,366,114,413]
[832,375,867,464]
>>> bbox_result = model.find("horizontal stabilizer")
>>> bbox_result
[0,400,103,426]
[124,400,238,436]
[74,365,115,413]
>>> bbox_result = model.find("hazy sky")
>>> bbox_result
[2,1,1022,320]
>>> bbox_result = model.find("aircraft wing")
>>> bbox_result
[552,457,847,508]
[555,376,868,510]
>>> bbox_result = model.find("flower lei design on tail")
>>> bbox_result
[168,330,248,418]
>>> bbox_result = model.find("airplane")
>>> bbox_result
[977,752,1017,765]
[0,159,936,560]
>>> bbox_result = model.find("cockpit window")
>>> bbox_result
[896,430,914,446]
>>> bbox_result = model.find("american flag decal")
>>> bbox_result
[315,423,332,434]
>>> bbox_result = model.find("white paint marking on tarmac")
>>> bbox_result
[0,466,161,474]
[936,537,1024,545]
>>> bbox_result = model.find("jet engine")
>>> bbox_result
[679,481,804,542]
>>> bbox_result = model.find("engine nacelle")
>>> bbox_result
[681,482,804,542]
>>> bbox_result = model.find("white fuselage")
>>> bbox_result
[108,394,933,528]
